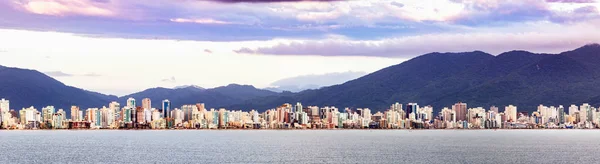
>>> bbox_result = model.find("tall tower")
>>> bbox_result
[295,102,302,113]
[127,98,136,108]
[162,99,171,118]
[142,98,151,110]
[452,102,467,122]
[0,98,9,123]
[406,103,418,120]
[70,106,80,121]
[558,105,565,124]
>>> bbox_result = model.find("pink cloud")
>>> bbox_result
[546,0,596,3]
[169,18,239,25]
[234,21,600,57]
[16,0,115,17]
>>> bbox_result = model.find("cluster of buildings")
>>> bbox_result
[1,98,600,130]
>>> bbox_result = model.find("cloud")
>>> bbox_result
[267,71,366,92]
[208,0,343,3]
[235,21,600,57]
[161,76,177,83]
[170,18,238,25]
[546,0,596,3]
[16,0,115,17]
[1,0,599,43]
[45,71,73,77]
[390,1,404,8]
[551,6,600,23]
[44,71,102,77]
[83,73,101,77]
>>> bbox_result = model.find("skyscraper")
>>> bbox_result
[0,98,9,123]
[581,103,593,122]
[295,102,302,113]
[142,98,151,110]
[406,103,418,120]
[490,106,499,114]
[504,105,518,122]
[558,105,565,124]
[70,106,80,121]
[42,106,55,124]
[127,98,136,108]
[162,99,171,118]
[452,102,467,122]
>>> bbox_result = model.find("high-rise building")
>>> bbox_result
[162,99,171,118]
[504,105,518,122]
[581,103,593,122]
[127,98,136,108]
[122,107,132,123]
[568,105,579,116]
[109,101,120,111]
[0,98,9,117]
[42,106,55,124]
[0,98,9,123]
[452,102,467,122]
[391,103,402,112]
[144,108,152,123]
[490,106,499,114]
[136,107,145,124]
[70,106,80,121]
[182,105,198,122]
[295,102,302,113]
[406,103,418,120]
[558,105,565,124]
[142,98,151,110]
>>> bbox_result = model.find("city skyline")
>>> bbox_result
[1,0,599,95]
[2,97,600,130]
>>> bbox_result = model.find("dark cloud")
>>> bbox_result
[546,0,596,3]
[44,71,73,77]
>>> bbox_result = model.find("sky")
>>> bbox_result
[0,0,599,96]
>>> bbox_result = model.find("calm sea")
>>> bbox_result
[0,130,599,164]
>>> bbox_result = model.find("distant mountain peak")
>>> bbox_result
[575,43,600,51]
[173,85,204,90]
[225,83,255,88]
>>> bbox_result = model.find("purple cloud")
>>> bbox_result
[208,0,343,3]
[234,28,600,58]
[546,0,596,3]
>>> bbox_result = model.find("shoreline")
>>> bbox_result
[1,128,598,131]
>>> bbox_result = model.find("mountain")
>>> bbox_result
[229,44,600,113]
[265,71,367,92]
[118,84,277,109]
[3,44,600,115]
[0,66,118,113]
[173,85,204,90]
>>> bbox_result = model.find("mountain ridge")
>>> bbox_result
[2,44,600,114]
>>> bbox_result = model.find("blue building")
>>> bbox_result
[162,99,171,118]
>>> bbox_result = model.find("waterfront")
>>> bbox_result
[1,130,600,164]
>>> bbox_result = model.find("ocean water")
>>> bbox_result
[0,130,599,164]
